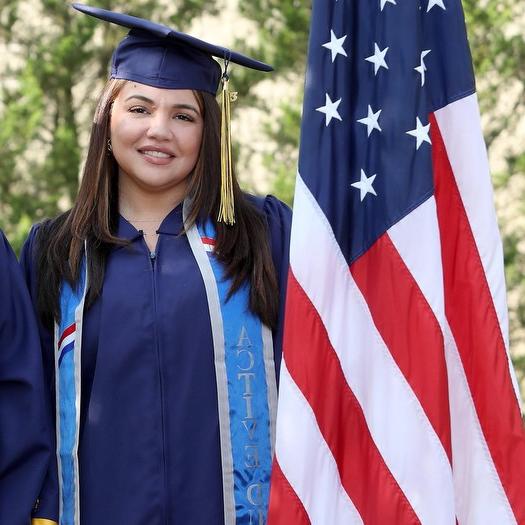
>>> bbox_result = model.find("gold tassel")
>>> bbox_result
[218,75,237,225]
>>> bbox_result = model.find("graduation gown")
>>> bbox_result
[21,195,291,525]
[0,231,50,525]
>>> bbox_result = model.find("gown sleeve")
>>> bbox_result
[18,226,59,525]
[0,230,50,525]
[261,195,292,383]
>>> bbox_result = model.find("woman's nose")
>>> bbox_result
[146,113,172,141]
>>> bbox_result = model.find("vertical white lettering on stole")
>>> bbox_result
[237,348,255,371]
[237,325,253,349]
[249,509,264,525]
[242,392,255,419]
[247,483,263,506]
[248,484,264,524]
[236,325,265,522]
[244,444,260,468]
[238,372,255,394]
[242,419,257,441]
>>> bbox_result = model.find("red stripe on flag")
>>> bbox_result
[58,322,75,348]
[268,459,310,525]
[351,233,453,462]
[431,114,525,523]
[201,236,216,246]
[283,270,420,525]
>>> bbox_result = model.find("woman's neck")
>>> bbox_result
[118,174,186,252]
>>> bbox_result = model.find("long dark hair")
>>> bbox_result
[35,79,279,329]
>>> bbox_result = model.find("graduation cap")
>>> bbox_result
[72,3,272,93]
[72,3,274,224]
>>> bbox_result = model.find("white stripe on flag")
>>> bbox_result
[444,322,517,525]
[387,197,446,329]
[433,95,521,409]
[276,362,363,525]
[388,195,517,524]
[290,175,455,525]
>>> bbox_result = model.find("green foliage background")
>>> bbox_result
[0,0,524,384]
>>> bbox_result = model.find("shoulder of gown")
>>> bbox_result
[19,223,42,295]
[246,194,292,383]
[0,230,51,525]
[18,224,60,523]
[246,192,292,268]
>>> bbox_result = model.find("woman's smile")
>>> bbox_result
[138,145,176,165]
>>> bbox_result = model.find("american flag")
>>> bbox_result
[268,0,525,523]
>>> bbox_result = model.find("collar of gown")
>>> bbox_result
[116,203,184,241]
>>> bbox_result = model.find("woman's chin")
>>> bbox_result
[123,173,189,195]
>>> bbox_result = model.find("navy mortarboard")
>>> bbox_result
[72,3,273,223]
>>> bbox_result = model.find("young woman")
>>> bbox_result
[0,231,50,525]
[21,4,291,525]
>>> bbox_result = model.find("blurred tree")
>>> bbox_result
[463,0,525,148]
[232,0,310,204]
[0,0,218,251]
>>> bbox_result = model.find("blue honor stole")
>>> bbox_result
[55,260,88,525]
[184,200,278,525]
[55,206,278,525]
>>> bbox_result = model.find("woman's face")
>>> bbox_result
[110,82,203,195]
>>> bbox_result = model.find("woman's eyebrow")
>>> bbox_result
[172,103,200,115]
[124,95,200,114]
[125,94,154,104]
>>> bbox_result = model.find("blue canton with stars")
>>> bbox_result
[299,0,475,264]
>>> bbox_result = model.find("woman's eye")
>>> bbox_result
[175,113,193,122]
[129,106,148,114]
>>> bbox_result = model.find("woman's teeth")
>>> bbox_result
[142,150,172,158]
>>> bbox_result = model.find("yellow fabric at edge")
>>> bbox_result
[31,519,58,525]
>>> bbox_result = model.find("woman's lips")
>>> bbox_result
[138,149,175,165]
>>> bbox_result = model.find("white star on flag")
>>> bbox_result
[357,105,382,136]
[365,43,389,75]
[427,0,446,12]
[380,0,396,11]
[322,30,348,63]
[316,94,343,126]
[351,169,378,201]
[415,50,431,86]
[406,117,432,149]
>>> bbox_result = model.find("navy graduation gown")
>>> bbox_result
[0,231,49,525]
[21,195,291,525]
